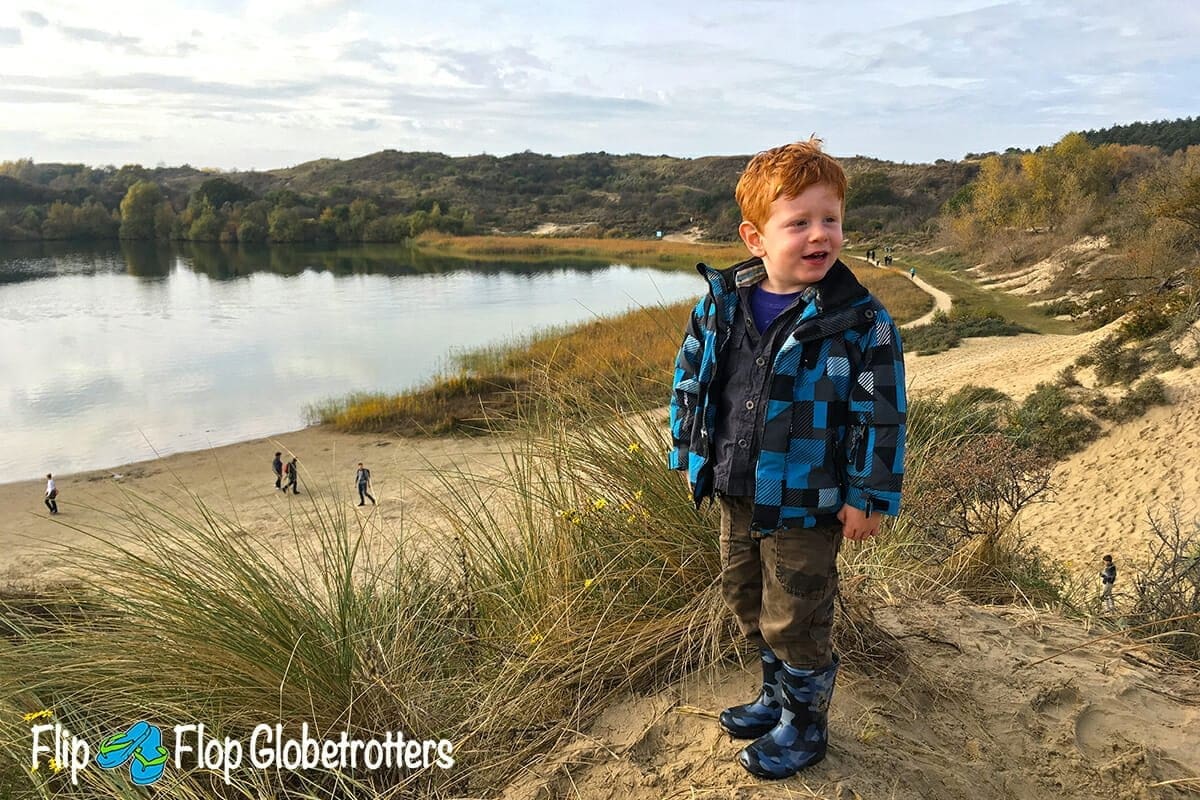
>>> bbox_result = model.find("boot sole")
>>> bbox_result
[718,718,777,740]
[739,749,826,779]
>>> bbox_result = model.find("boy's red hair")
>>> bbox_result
[735,137,847,230]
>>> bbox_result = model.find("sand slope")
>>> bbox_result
[500,600,1200,800]
[1015,370,1200,569]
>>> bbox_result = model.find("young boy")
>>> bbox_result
[669,139,907,779]
[1100,554,1116,612]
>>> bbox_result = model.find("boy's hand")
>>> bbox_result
[838,504,881,541]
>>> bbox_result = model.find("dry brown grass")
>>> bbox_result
[416,231,747,269]
[317,262,933,436]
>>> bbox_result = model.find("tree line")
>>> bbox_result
[0,170,476,244]
[2,115,1197,244]
[0,151,972,243]
[1081,116,1200,155]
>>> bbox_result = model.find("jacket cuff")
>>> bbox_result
[844,485,900,516]
[668,448,687,470]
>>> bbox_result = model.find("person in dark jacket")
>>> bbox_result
[283,457,299,495]
[668,138,906,780]
[273,452,284,490]
[1100,554,1117,612]
[355,462,376,506]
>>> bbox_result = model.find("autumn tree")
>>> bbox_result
[119,180,165,239]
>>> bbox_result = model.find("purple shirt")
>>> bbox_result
[750,285,803,334]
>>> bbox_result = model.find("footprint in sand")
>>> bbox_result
[1072,704,1128,761]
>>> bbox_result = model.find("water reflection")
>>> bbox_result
[0,242,700,482]
[0,241,628,285]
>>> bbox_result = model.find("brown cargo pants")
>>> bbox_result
[719,495,842,669]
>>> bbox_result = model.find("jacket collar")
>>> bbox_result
[700,257,869,314]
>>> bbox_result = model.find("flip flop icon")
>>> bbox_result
[129,725,169,785]
[96,721,151,770]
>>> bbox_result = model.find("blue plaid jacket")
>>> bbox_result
[668,258,907,533]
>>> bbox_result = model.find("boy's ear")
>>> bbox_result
[738,221,765,257]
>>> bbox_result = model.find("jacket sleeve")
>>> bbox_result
[668,297,708,470]
[843,310,907,515]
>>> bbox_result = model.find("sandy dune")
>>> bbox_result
[500,600,1199,800]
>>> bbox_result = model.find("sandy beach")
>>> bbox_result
[0,425,510,585]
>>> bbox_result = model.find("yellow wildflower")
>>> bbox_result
[529,633,544,645]
[583,578,595,589]
[592,497,608,511]
[22,710,52,722]
[627,442,641,454]
[633,490,644,501]
[48,758,62,774]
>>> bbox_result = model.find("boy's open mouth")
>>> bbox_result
[802,251,828,263]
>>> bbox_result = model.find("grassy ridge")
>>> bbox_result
[311,262,931,436]
[883,248,1080,335]
[415,232,748,271]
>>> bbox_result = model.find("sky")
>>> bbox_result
[0,0,1197,171]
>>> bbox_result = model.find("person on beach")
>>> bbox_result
[355,462,376,506]
[283,457,299,494]
[668,138,907,780]
[44,473,58,514]
[1100,554,1116,612]
[273,451,284,490]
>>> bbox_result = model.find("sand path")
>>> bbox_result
[851,254,952,328]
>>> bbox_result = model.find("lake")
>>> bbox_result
[0,241,704,483]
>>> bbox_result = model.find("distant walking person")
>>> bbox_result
[355,462,376,506]
[909,267,916,279]
[273,451,284,490]
[283,457,300,495]
[44,473,58,514]
[1100,554,1116,612]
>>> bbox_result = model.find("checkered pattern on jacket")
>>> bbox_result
[669,259,906,533]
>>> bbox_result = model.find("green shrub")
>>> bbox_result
[1097,377,1170,422]
[1089,335,1147,385]
[1007,383,1101,460]
[902,309,1031,356]
[1055,365,1081,387]
[1038,298,1084,317]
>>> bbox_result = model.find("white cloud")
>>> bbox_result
[1,0,1198,167]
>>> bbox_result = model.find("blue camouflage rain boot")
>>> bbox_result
[719,648,782,739]
[738,654,839,779]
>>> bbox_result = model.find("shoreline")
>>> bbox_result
[0,423,511,586]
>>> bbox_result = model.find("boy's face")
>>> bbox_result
[738,182,844,293]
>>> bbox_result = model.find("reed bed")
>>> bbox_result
[312,262,929,438]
